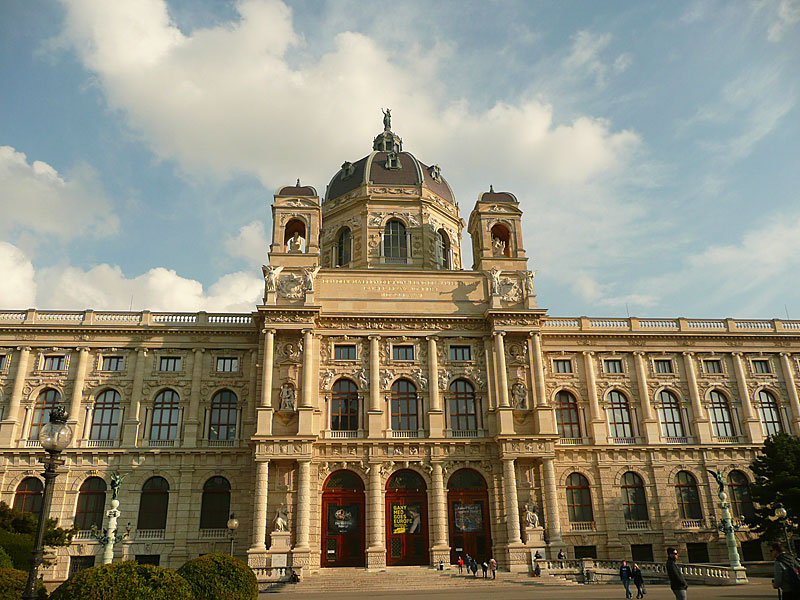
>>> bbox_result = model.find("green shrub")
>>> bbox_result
[177,553,258,600]
[0,567,47,599]
[0,529,33,570]
[49,561,193,600]
[0,546,13,569]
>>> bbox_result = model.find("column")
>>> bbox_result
[366,462,385,568]
[68,348,89,432]
[780,353,800,434]
[248,461,270,554]
[369,336,381,412]
[184,348,205,447]
[122,348,147,446]
[427,337,444,436]
[542,457,563,549]
[261,329,275,407]
[494,332,510,408]
[529,333,556,435]
[484,337,496,411]
[732,352,763,442]
[0,346,31,445]
[294,460,311,549]
[301,330,314,408]
[682,352,712,443]
[430,463,449,555]
[633,352,660,444]
[502,458,522,546]
[582,351,605,441]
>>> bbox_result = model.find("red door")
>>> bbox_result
[385,470,429,566]
[321,471,366,567]
[447,469,492,564]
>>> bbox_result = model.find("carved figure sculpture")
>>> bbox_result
[110,472,128,501]
[382,107,392,131]
[708,469,725,494]
[273,504,289,532]
[488,268,502,295]
[302,265,321,292]
[524,270,536,296]
[288,231,304,253]
[492,237,506,256]
[524,503,540,527]
[279,383,296,411]
[512,382,527,409]
[262,265,284,293]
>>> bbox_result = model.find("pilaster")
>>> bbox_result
[426,336,444,437]
[732,352,763,443]
[582,351,606,442]
[633,351,660,444]
[0,346,30,445]
[682,352,712,443]
[121,348,146,447]
[366,461,386,570]
[780,353,800,435]
[529,333,555,435]
[183,348,205,448]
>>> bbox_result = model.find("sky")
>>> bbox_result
[1,0,799,319]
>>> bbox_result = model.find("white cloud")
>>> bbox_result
[0,242,37,308]
[768,0,800,41]
[224,220,268,266]
[0,146,118,241]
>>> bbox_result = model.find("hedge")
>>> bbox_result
[0,546,13,569]
[177,553,258,600]
[49,561,193,600]
[0,567,48,599]
[0,529,33,570]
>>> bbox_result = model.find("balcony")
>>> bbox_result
[205,439,237,448]
[569,521,596,532]
[136,529,165,540]
[449,429,480,439]
[609,436,642,445]
[199,528,229,539]
[24,440,42,448]
[83,439,117,449]
[625,520,650,531]
[680,519,705,529]
[390,430,421,439]
[74,530,96,541]
[146,439,176,448]
[326,430,359,439]
[663,436,692,444]
[713,436,742,444]
[557,437,588,446]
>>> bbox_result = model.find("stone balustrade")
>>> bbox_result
[538,558,747,585]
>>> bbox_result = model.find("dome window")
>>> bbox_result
[436,229,450,269]
[430,165,442,182]
[383,220,408,264]
[385,151,401,170]
[335,227,352,267]
[341,161,355,180]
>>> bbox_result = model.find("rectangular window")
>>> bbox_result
[449,345,471,361]
[654,359,674,374]
[43,355,65,371]
[135,555,160,566]
[553,359,573,374]
[393,345,415,361]
[102,356,124,371]
[159,356,181,372]
[0,355,6,370]
[215,357,238,372]
[704,359,722,374]
[604,359,623,374]
[630,544,654,563]
[334,345,357,361]
[752,359,771,374]
[69,556,96,578]
[574,545,598,559]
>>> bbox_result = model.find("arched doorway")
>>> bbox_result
[385,470,428,566]
[447,469,491,564]
[321,470,365,567]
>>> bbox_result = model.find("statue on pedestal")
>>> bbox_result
[288,232,304,253]
[273,504,289,532]
[302,266,321,292]
[524,503,540,528]
[263,265,283,293]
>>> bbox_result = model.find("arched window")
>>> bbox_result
[657,390,685,438]
[90,389,121,441]
[490,224,511,257]
[150,389,180,441]
[555,391,581,439]
[708,390,735,438]
[324,470,365,490]
[447,469,487,491]
[607,390,633,438]
[331,379,359,431]
[621,472,648,522]
[199,476,231,529]
[137,476,170,530]
[74,477,107,531]
[391,379,418,432]
[208,390,238,441]
[30,388,61,440]
[448,379,478,433]
[756,390,783,436]
[435,230,450,269]
[384,220,407,263]
[13,477,43,515]
[674,471,702,520]
[728,470,755,520]
[284,218,306,253]
[566,473,593,522]
[336,227,352,267]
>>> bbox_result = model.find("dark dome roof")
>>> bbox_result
[277,180,317,196]
[478,189,518,204]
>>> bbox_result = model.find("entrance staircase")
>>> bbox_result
[263,566,580,594]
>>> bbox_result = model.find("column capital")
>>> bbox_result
[425,335,437,342]
[682,351,695,357]
[261,327,276,335]
[301,328,314,336]
[528,331,542,339]
[780,352,793,358]
[297,457,312,465]
[16,346,31,353]
[136,347,148,356]
[731,351,744,358]
[368,334,381,341]
[193,348,205,354]
[77,347,89,355]
[494,331,506,337]
[582,350,595,357]
[633,350,646,357]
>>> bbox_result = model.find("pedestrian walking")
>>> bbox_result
[772,542,800,600]
[470,558,478,577]
[632,563,645,598]
[489,557,497,580]
[482,560,488,578]
[620,559,633,599]
[666,547,688,600]
[457,556,464,574]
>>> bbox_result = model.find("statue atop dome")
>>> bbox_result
[382,108,392,131]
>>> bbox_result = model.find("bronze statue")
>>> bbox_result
[708,468,725,493]
[110,472,128,500]
[382,108,392,131]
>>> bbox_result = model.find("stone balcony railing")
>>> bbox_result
[541,558,746,585]
[557,437,588,446]
[0,309,254,328]
[569,521,596,532]
[198,528,229,539]
[680,519,706,529]
[136,529,165,540]
[82,439,117,449]
[624,520,650,531]
[541,316,800,333]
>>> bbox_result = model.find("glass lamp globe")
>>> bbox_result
[40,419,73,453]
[227,514,240,532]
[776,507,788,519]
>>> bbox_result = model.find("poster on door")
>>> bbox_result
[453,502,483,533]
[327,503,359,535]
[391,503,422,534]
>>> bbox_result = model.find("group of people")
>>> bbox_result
[456,555,497,579]
[618,560,647,599]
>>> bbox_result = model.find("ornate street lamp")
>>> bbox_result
[89,472,131,564]
[769,506,793,559]
[23,404,73,600]
[227,513,239,556]
[708,469,743,570]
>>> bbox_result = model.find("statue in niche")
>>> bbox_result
[262,265,284,293]
[492,237,506,256]
[279,383,296,412]
[524,503,540,528]
[487,268,502,295]
[273,503,289,532]
[382,107,392,131]
[302,265,321,292]
[511,382,527,409]
[288,231,304,253]
[523,270,536,296]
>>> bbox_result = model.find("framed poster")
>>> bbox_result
[391,503,422,534]
[327,503,360,535]
[453,502,483,533]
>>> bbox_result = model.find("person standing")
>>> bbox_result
[620,560,633,599]
[482,560,488,578]
[632,563,645,598]
[470,557,478,577]
[558,548,566,567]
[457,556,464,574]
[489,557,497,580]
[666,547,688,600]
[772,542,800,600]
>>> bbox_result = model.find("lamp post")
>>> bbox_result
[227,513,239,556]
[770,507,793,559]
[23,405,73,600]
[89,472,131,564]
[707,469,743,570]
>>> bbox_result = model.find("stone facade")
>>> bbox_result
[0,122,797,583]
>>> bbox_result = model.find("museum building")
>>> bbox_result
[0,117,798,582]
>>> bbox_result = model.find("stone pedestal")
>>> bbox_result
[366,547,386,570]
[256,407,273,436]
[264,290,277,305]
[268,531,291,574]
[297,407,314,435]
[524,526,546,564]
[427,410,444,438]
[366,411,383,438]
[430,546,450,568]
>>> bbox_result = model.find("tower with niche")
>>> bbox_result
[268,180,321,269]
[467,187,529,273]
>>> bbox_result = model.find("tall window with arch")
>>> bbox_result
[149,389,181,441]
[336,227,352,267]
[74,477,107,531]
[13,477,43,515]
[90,389,122,441]
[391,379,418,432]
[137,476,170,530]
[674,471,702,520]
[657,390,685,438]
[607,390,634,438]
[29,388,61,440]
[384,220,407,263]
[331,379,359,432]
[566,473,594,523]
[708,390,736,438]
[490,224,511,257]
[756,390,784,436]
[435,229,450,269]
[555,391,581,439]
[199,476,231,530]
[727,470,755,520]
[448,379,478,433]
[284,218,306,253]
[208,390,238,441]
[621,472,648,522]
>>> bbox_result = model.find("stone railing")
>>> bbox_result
[539,558,746,585]
[136,529,165,540]
[541,316,800,333]
[624,520,650,531]
[198,528,229,539]
[0,309,254,328]
[557,437,588,446]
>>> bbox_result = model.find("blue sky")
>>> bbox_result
[1,0,798,318]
